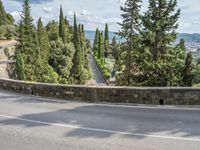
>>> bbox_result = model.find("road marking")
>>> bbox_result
[0,114,200,142]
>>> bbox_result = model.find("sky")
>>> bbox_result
[2,0,200,33]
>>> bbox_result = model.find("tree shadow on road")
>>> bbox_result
[0,93,200,140]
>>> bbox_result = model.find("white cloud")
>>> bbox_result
[42,7,52,13]
[3,0,200,33]
[81,10,89,16]
[10,11,20,17]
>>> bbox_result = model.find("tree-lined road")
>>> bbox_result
[89,54,107,86]
[0,89,200,150]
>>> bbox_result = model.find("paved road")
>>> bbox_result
[0,60,15,64]
[0,89,200,150]
[89,54,107,86]
[0,40,17,49]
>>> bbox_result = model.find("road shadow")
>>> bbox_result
[0,92,200,140]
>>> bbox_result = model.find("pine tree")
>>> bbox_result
[141,0,181,86]
[117,0,142,86]
[104,23,110,57]
[182,52,193,86]
[143,0,180,62]
[15,0,41,81]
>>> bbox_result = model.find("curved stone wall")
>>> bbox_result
[0,78,200,105]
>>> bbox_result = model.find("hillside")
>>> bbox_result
[85,30,121,42]
[86,31,200,44]
[177,33,200,43]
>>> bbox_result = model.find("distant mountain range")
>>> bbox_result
[85,30,200,43]
[85,30,121,42]
[177,33,200,43]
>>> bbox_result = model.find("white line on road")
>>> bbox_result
[0,114,199,142]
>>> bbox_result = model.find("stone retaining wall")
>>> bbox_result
[0,64,14,78]
[0,79,200,105]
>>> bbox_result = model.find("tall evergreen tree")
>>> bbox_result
[72,14,80,50]
[59,6,67,43]
[182,52,193,86]
[15,0,41,81]
[37,18,50,62]
[64,16,71,43]
[117,0,142,86]
[80,24,89,68]
[46,20,59,41]
[93,28,99,57]
[104,23,110,57]
[15,53,26,80]
[142,0,180,62]
[71,14,85,84]
[141,0,181,86]
[98,32,104,65]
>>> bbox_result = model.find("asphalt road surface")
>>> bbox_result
[0,89,200,150]
[0,60,15,64]
[89,54,107,85]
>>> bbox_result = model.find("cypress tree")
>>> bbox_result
[182,52,193,86]
[37,17,50,62]
[73,13,80,50]
[16,53,26,80]
[93,28,99,57]
[98,32,104,65]
[104,23,110,57]
[71,14,84,84]
[111,36,118,60]
[64,16,71,43]
[117,0,142,86]
[80,24,89,68]
[59,6,67,43]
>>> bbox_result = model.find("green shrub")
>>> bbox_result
[102,67,110,79]
[0,25,16,40]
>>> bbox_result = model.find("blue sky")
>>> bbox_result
[3,0,200,33]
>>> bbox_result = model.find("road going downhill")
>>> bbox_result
[89,54,107,86]
[0,89,200,150]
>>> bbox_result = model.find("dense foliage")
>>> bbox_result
[115,0,194,87]
[0,0,16,39]
[15,0,91,84]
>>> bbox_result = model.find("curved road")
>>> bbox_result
[0,89,200,150]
